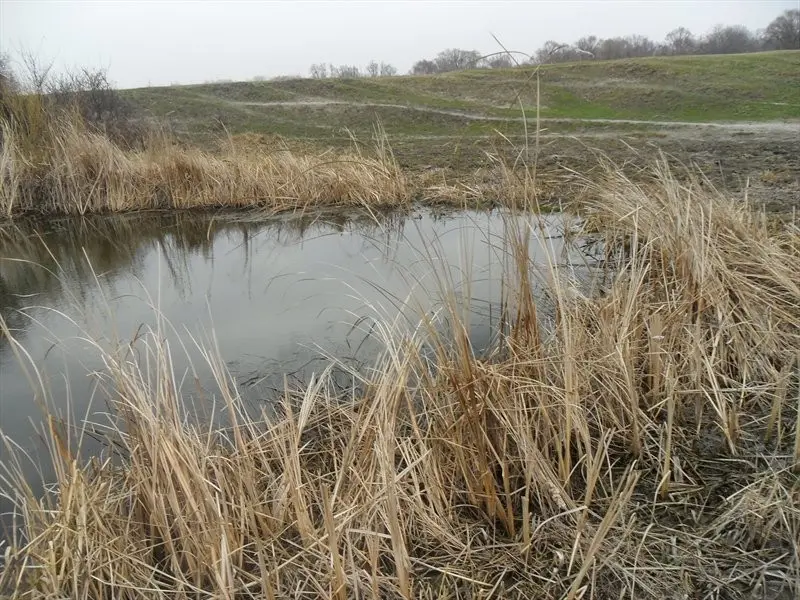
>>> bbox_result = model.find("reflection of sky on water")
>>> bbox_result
[0,209,573,536]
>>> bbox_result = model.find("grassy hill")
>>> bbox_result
[124,50,800,143]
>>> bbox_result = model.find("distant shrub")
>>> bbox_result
[410,49,482,74]
[331,65,361,79]
[411,59,438,75]
[309,63,328,79]
[379,62,397,76]
[0,53,142,153]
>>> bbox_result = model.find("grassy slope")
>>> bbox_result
[124,51,800,143]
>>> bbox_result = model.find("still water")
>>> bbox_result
[0,209,574,533]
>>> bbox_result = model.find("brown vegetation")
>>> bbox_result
[0,62,409,217]
[0,120,408,216]
[0,98,408,217]
[1,165,798,599]
[0,85,539,217]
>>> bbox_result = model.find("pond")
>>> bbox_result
[0,208,580,537]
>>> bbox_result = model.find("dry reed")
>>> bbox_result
[0,119,408,217]
[1,163,798,599]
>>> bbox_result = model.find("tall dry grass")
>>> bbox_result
[0,61,408,217]
[1,164,799,599]
[0,116,409,217]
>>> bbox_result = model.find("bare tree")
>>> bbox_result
[592,36,656,60]
[535,40,570,63]
[379,62,397,76]
[596,38,629,60]
[701,25,757,54]
[574,36,599,57]
[19,49,54,94]
[764,9,800,50]
[626,35,657,56]
[411,59,437,75]
[434,48,482,72]
[44,66,133,137]
[2,53,138,144]
[366,60,380,77]
[479,54,514,68]
[309,63,328,79]
[664,27,695,55]
[334,65,361,78]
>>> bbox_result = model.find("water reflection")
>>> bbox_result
[0,208,569,535]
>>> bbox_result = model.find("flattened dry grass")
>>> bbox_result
[0,120,409,217]
[1,165,799,599]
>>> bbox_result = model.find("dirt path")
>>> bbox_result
[233,99,514,122]
[231,98,800,137]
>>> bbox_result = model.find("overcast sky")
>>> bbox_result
[1,0,796,89]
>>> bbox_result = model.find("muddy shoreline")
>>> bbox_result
[390,129,800,213]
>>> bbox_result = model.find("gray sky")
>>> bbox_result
[1,0,796,89]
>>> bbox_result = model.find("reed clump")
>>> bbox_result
[0,117,409,217]
[1,165,798,599]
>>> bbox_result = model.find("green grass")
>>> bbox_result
[125,50,800,143]
[532,51,800,121]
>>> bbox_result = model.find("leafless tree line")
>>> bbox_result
[533,9,798,64]
[408,9,798,73]
[308,60,398,79]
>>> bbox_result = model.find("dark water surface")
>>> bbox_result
[0,209,575,536]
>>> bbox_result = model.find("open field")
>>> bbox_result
[126,51,800,138]
[1,51,798,217]
[122,51,800,212]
